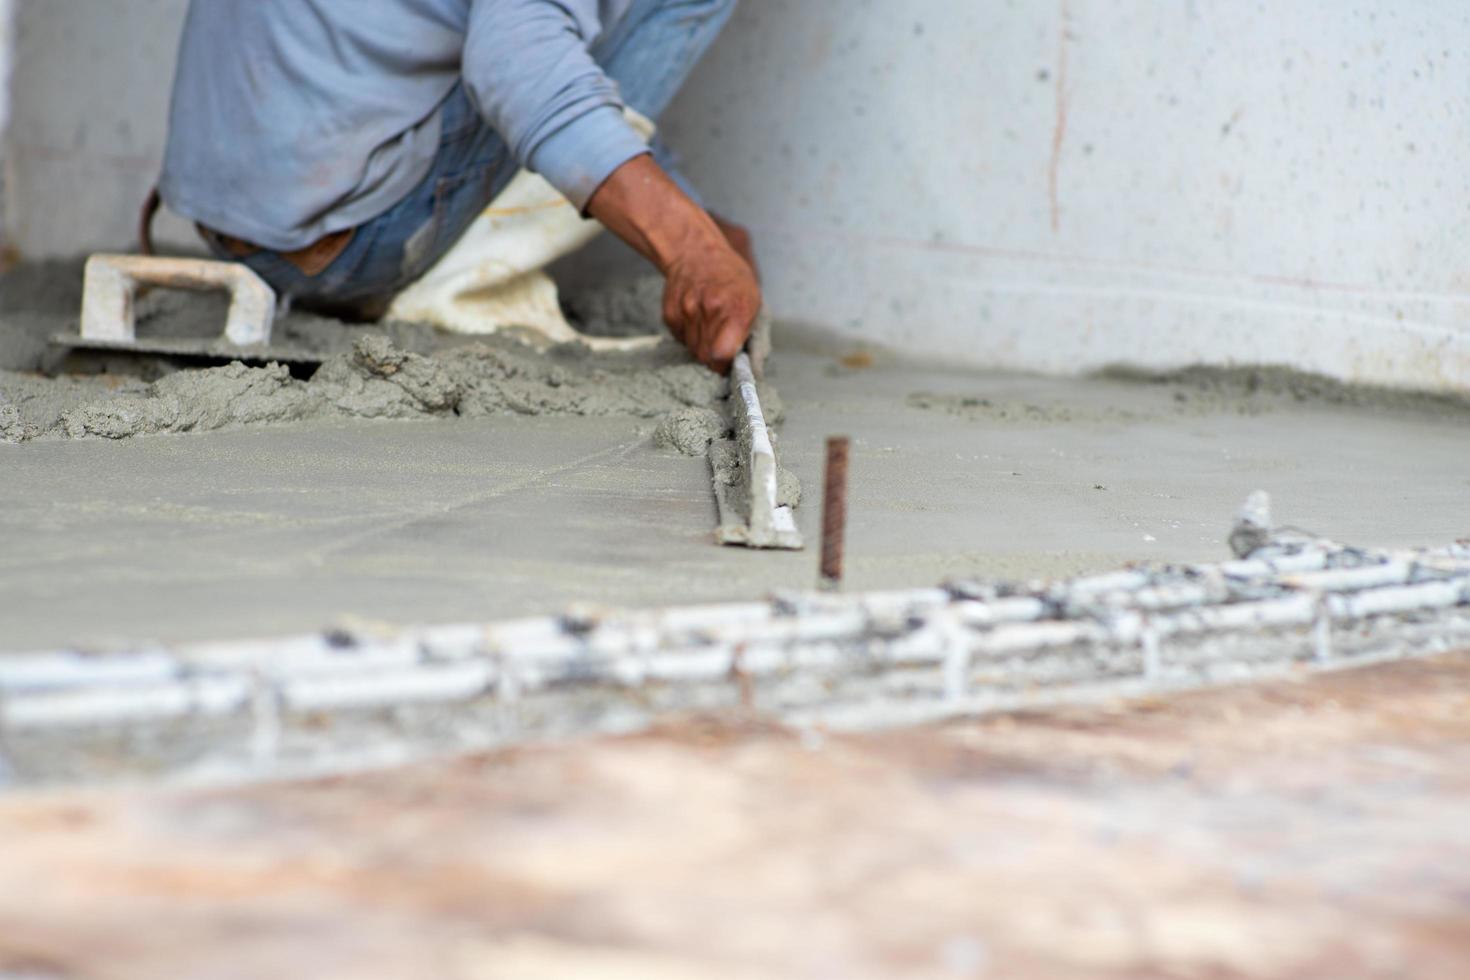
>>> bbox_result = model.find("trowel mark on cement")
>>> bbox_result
[906,364,1470,428]
[299,438,644,568]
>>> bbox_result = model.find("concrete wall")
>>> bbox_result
[3,0,192,256]
[5,1,1470,390]
[658,1,1470,390]
[0,0,9,138]
[0,0,13,247]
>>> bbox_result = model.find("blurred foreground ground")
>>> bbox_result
[0,652,1466,979]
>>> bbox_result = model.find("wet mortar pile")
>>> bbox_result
[7,259,1468,445]
[0,261,738,444]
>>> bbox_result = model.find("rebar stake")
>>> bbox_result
[820,436,851,589]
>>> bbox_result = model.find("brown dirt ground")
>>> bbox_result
[1,653,1468,979]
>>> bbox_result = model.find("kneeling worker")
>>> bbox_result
[156,0,759,373]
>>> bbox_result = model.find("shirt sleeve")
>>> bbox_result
[464,0,651,210]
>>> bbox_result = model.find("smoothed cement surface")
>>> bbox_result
[2,347,1468,652]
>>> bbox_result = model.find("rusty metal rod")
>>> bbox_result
[820,436,851,586]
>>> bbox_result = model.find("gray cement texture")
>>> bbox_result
[0,260,687,443]
[2,340,1468,654]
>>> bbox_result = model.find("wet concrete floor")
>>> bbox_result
[1,346,1467,652]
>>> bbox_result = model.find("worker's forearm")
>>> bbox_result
[587,153,761,374]
[586,154,728,273]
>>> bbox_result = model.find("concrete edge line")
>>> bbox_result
[0,530,1466,753]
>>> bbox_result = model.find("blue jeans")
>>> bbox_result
[212,0,737,319]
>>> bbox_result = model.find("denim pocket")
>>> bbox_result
[316,221,383,295]
[399,164,495,282]
[433,166,496,240]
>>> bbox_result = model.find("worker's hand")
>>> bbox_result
[586,154,763,374]
[661,235,761,374]
[712,213,760,282]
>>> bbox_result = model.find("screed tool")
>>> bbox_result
[710,310,803,550]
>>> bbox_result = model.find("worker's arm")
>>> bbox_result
[587,154,760,373]
[465,1,647,207]
[462,1,758,371]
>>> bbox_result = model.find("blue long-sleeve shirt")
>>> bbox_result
[159,0,647,251]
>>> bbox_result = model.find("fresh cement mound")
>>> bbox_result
[1,333,728,442]
[652,388,801,507]
[0,260,729,443]
[653,405,726,455]
[562,274,665,338]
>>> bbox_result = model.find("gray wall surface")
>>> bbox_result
[4,0,190,256]
[4,1,1469,389]
[657,1,1470,388]
[0,0,13,249]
